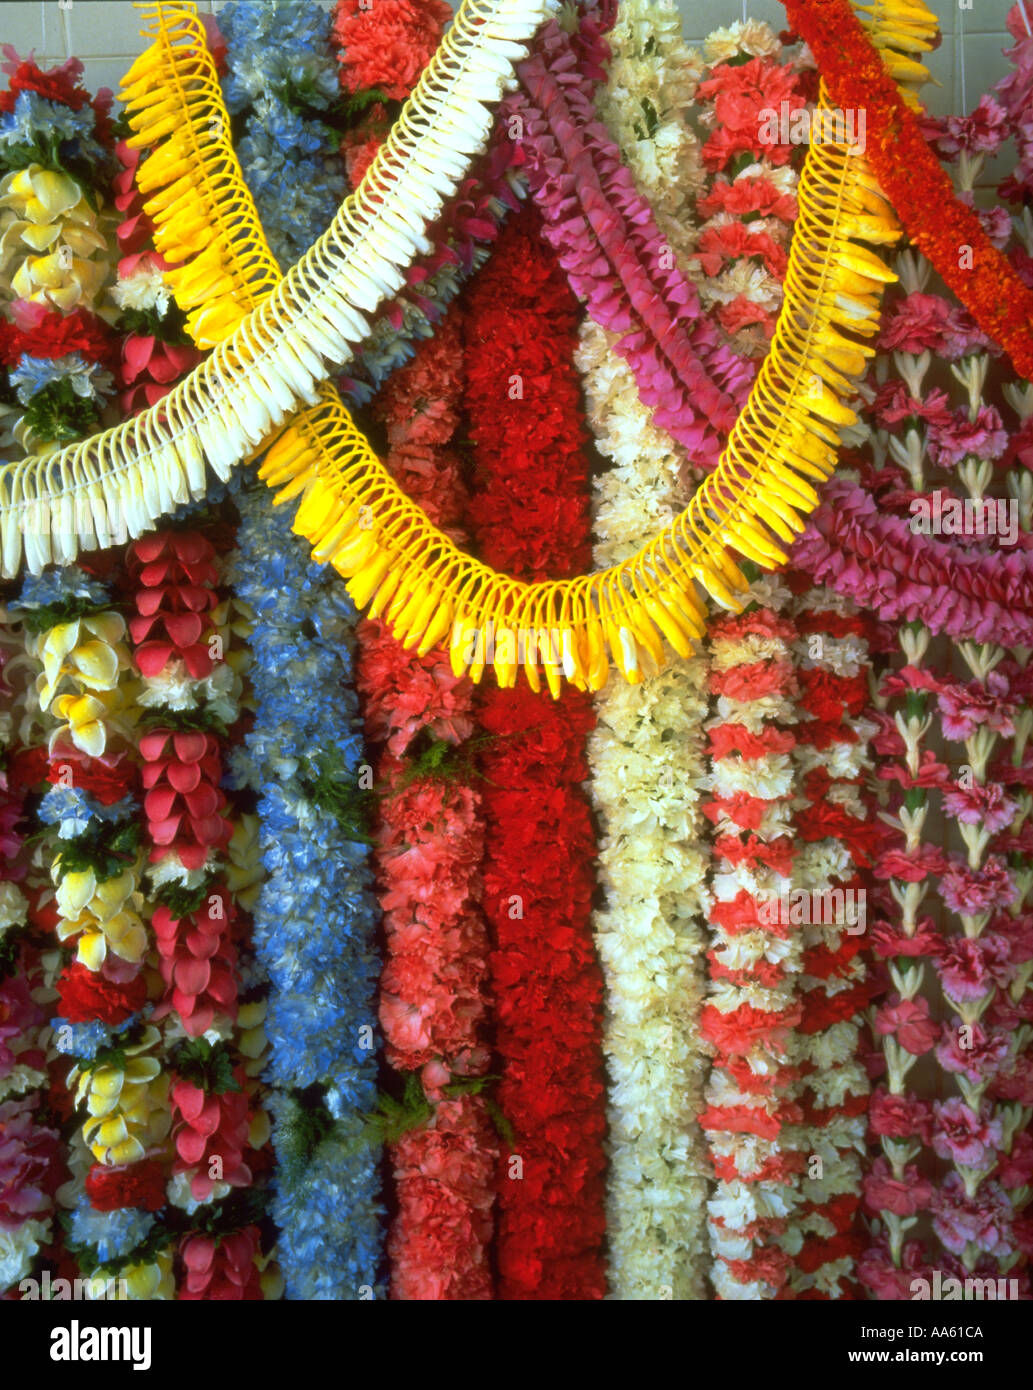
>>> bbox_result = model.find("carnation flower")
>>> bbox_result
[873,996,939,1055]
[85,1160,166,1213]
[55,961,147,1025]
[931,1173,1014,1258]
[941,781,1017,835]
[929,96,1010,159]
[863,1157,932,1217]
[334,0,451,99]
[939,856,1017,916]
[931,1098,1003,1168]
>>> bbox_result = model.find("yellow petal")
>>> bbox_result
[77,930,108,972]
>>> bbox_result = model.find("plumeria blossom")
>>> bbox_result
[70,1026,170,1166]
[0,164,109,310]
[28,612,129,711]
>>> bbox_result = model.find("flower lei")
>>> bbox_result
[701,576,805,1300]
[357,308,497,1301]
[852,96,1033,1290]
[504,14,755,467]
[124,522,275,1301]
[0,50,117,459]
[230,488,382,1299]
[786,0,1033,382]
[336,0,498,1302]
[462,204,606,1298]
[691,23,811,358]
[14,563,174,1300]
[785,580,879,1297]
[0,0,550,579]
[579,0,713,1301]
[0,605,62,1297]
[0,3,907,713]
[198,3,380,1302]
[110,135,201,418]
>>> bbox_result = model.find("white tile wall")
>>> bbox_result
[0,0,1026,122]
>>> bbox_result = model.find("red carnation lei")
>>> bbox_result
[462,205,606,1300]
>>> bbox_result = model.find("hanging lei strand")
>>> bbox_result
[995,7,1033,1286]
[785,581,880,1298]
[918,108,1033,1289]
[335,0,497,1302]
[357,310,497,1302]
[502,12,754,469]
[124,525,273,1301]
[210,0,381,1301]
[110,133,202,418]
[0,51,117,466]
[700,575,805,1301]
[691,22,811,358]
[16,563,175,1300]
[0,605,61,1297]
[231,487,382,1301]
[578,0,713,1301]
[690,19,804,1302]
[462,204,606,1300]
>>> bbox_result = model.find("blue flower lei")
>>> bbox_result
[230,485,383,1301]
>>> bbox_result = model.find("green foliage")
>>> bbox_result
[169,1038,241,1095]
[139,706,229,739]
[0,922,30,983]
[334,87,396,122]
[344,1072,432,1156]
[52,820,140,884]
[298,749,373,841]
[21,594,114,637]
[0,136,100,204]
[395,727,499,791]
[73,1043,129,1078]
[22,377,102,444]
[153,875,216,919]
[117,300,192,344]
[276,1086,336,1186]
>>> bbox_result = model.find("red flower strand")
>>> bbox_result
[462,204,606,1300]
[786,0,1033,381]
[356,306,498,1301]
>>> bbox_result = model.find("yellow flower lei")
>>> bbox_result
[2,0,938,695]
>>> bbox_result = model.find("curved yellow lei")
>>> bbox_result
[4,0,938,694]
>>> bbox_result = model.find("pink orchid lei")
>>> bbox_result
[356,307,497,1303]
[125,526,274,1300]
[502,14,754,466]
[700,580,806,1300]
[854,197,1031,1301]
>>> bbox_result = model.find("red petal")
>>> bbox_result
[172,731,209,763]
[143,785,178,822]
[130,533,171,565]
[135,642,175,677]
[148,814,182,845]
[164,612,204,648]
[174,956,211,997]
[181,644,215,680]
[184,783,220,818]
[138,731,171,761]
[167,760,202,794]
